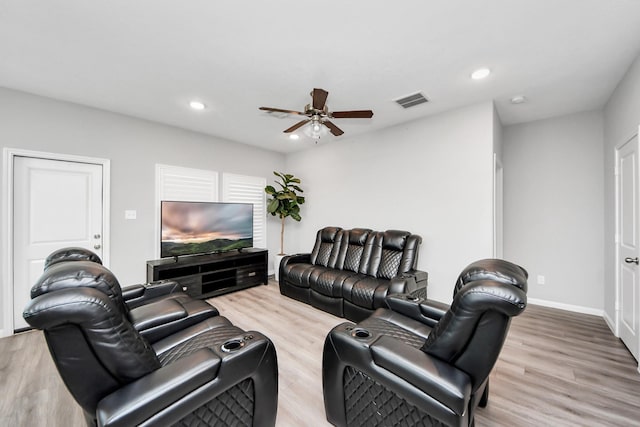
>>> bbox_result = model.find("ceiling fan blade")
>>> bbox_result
[323,120,344,136]
[284,119,310,133]
[312,88,329,111]
[331,110,374,119]
[259,107,307,116]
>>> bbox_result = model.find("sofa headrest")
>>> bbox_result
[381,230,411,250]
[45,247,102,269]
[348,228,372,245]
[320,227,342,242]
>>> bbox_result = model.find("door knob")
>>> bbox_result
[624,257,639,265]
[94,244,101,250]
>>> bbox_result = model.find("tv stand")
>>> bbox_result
[147,248,268,299]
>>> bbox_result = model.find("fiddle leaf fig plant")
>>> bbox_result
[265,171,305,255]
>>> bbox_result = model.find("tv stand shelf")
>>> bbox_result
[146,248,268,299]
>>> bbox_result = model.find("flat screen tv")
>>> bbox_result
[161,201,253,258]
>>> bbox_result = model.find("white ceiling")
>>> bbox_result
[1,1,640,153]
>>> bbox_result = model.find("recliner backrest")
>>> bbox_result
[31,260,129,315]
[310,227,342,267]
[422,259,527,392]
[360,230,422,279]
[23,286,160,417]
[453,258,528,297]
[44,246,103,269]
[334,228,371,272]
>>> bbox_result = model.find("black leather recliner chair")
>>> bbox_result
[44,246,204,309]
[38,247,219,343]
[24,262,278,427]
[322,259,527,427]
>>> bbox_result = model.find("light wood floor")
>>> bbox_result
[1,280,639,426]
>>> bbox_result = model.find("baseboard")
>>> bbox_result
[602,310,617,336]
[527,297,604,317]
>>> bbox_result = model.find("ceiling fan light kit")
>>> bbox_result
[260,88,373,140]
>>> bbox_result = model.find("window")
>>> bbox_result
[155,164,219,257]
[222,173,267,249]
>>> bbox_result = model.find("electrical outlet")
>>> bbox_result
[537,275,545,285]
[125,210,137,220]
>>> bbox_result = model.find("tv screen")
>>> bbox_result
[161,201,253,258]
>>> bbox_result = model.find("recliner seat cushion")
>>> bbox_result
[282,263,316,288]
[311,269,360,297]
[344,277,386,309]
[153,316,245,365]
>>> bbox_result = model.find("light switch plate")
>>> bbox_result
[125,210,137,220]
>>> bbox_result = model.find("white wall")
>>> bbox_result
[503,110,604,311]
[604,54,640,324]
[285,102,497,303]
[0,87,285,334]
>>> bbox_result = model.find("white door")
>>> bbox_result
[13,157,104,331]
[617,135,640,362]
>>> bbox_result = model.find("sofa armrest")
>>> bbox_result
[121,284,145,301]
[410,269,428,287]
[388,269,429,295]
[279,253,312,280]
[371,335,471,416]
[122,280,183,310]
[129,299,187,332]
[386,289,448,327]
[281,253,311,266]
[419,300,449,323]
[96,348,220,427]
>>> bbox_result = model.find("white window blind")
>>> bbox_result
[222,173,267,249]
[156,164,219,202]
[155,164,219,257]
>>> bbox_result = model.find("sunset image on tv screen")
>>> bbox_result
[161,201,253,257]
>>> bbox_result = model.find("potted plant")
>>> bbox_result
[265,171,305,280]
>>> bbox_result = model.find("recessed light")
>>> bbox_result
[510,95,527,104]
[289,134,300,140]
[189,100,206,111]
[471,68,491,80]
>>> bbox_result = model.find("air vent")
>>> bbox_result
[394,92,429,109]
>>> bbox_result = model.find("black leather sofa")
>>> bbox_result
[279,227,427,322]
[24,259,278,427]
[322,259,528,427]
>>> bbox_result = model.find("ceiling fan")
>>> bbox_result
[259,88,373,137]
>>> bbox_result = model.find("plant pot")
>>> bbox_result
[274,254,286,281]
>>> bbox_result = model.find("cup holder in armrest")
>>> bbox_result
[351,328,371,339]
[406,295,421,302]
[221,339,245,353]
